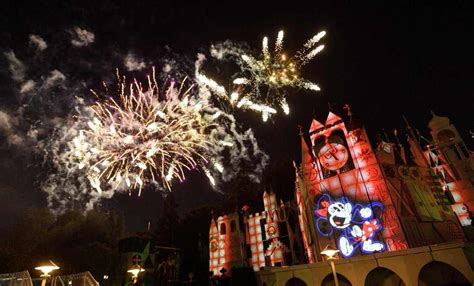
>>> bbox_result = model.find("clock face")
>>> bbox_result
[318,143,349,171]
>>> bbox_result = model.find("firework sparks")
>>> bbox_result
[2,30,269,213]
[74,68,225,194]
[44,66,269,208]
[209,30,326,121]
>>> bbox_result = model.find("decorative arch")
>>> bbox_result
[285,277,307,286]
[321,273,352,286]
[418,261,471,286]
[364,267,406,286]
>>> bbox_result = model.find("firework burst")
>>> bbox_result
[75,68,223,194]
[42,66,268,212]
[208,30,326,121]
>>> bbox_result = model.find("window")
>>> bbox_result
[230,220,236,233]
[220,223,226,235]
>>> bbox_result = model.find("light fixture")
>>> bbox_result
[320,244,340,259]
[321,245,340,286]
[35,260,60,278]
[127,264,144,284]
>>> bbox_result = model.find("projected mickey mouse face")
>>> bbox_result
[328,202,352,229]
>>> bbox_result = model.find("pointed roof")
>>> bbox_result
[309,119,325,133]
[325,112,342,126]
[209,217,218,234]
[407,136,429,167]
[428,111,450,131]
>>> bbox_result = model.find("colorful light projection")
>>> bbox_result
[306,113,409,253]
[314,194,385,258]
[295,167,315,263]
[209,216,232,276]
[245,213,266,271]
[265,239,288,266]
[425,146,473,226]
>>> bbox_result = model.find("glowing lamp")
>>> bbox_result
[127,264,144,284]
[320,245,339,259]
[127,265,144,277]
[35,260,59,277]
[321,245,340,286]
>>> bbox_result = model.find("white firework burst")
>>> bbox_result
[207,30,326,121]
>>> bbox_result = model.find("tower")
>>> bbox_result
[262,191,290,267]
[297,112,410,259]
[243,191,291,271]
[426,112,474,226]
[209,213,246,277]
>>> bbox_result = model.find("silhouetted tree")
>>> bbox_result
[0,208,124,285]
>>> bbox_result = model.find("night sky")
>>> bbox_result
[0,1,473,232]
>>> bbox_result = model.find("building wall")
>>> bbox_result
[256,242,474,286]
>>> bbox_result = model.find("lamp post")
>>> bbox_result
[35,260,59,286]
[127,264,144,285]
[321,245,339,286]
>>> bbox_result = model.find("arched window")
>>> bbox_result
[321,273,352,286]
[285,277,307,286]
[418,261,471,286]
[230,220,236,232]
[365,267,405,286]
[220,223,226,235]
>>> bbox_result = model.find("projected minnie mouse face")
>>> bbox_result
[328,202,352,229]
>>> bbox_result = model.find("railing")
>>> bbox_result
[0,271,33,286]
[58,272,99,286]
[0,272,99,286]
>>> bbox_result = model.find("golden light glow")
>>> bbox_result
[127,264,145,284]
[35,260,60,277]
[127,266,145,277]
[321,244,340,259]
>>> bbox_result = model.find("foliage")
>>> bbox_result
[0,208,124,284]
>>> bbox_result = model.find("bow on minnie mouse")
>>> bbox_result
[314,193,385,257]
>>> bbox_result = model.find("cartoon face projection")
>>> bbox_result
[314,194,385,257]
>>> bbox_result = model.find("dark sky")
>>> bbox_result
[0,1,473,232]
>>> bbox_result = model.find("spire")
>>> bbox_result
[403,115,429,167]
[309,119,325,133]
[343,103,353,124]
[210,216,218,235]
[325,112,342,126]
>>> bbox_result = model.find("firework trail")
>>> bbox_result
[204,30,326,121]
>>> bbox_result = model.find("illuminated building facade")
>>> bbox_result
[424,112,474,227]
[209,192,292,276]
[209,111,474,285]
[296,111,470,260]
[299,111,413,259]
[209,212,247,276]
